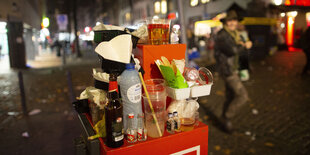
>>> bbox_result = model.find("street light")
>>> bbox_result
[287,11,298,17]
[273,0,283,6]
[42,17,49,28]
[161,0,167,14]
[190,0,198,7]
[154,1,161,14]
[201,0,210,4]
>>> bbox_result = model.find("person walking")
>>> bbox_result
[214,10,252,133]
[300,27,310,75]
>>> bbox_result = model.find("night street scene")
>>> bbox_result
[0,0,310,154]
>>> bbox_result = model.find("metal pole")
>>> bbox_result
[73,0,81,57]
[62,43,66,65]
[66,71,76,103]
[177,0,188,64]
[18,71,27,116]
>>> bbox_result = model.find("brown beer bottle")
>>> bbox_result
[105,73,124,148]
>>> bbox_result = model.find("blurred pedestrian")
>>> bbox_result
[299,27,310,75]
[238,23,252,81]
[214,10,251,133]
[53,40,62,57]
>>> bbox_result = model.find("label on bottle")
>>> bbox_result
[167,121,172,132]
[112,117,124,142]
[174,120,178,130]
[115,135,124,142]
[137,128,143,140]
[127,83,141,103]
[127,129,136,142]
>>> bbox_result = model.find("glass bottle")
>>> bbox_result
[166,113,175,134]
[126,113,137,143]
[105,73,124,148]
[173,111,181,132]
[137,113,147,141]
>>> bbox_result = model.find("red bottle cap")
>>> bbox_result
[128,113,134,119]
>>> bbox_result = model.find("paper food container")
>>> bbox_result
[166,86,191,100]
[190,83,213,98]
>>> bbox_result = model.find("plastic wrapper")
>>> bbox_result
[167,100,187,116]
[131,25,148,44]
[182,99,199,118]
[167,99,199,119]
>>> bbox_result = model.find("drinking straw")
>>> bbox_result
[138,72,163,137]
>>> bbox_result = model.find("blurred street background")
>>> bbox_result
[0,0,310,154]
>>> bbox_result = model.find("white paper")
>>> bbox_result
[95,34,132,64]
[93,24,124,31]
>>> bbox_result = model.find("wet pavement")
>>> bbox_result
[199,51,310,155]
[0,51,309,154]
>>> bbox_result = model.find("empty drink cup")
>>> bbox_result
[142,79,166,138]
[146,18,171,45]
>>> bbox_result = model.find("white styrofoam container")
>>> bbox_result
[190,83,213,98]
[166,86,191,100]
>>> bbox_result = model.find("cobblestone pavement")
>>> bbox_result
[199,51,310,155]
[0,51,309,155]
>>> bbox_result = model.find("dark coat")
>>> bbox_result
[214,28,246,77]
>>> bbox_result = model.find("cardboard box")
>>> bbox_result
[84,112,209,155]
[134,44,186,80]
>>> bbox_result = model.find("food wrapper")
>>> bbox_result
[95,34,132,64]
[160,65,188,89]
[93,23,125,31]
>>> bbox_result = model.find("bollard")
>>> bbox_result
[66,71,76,103]
[18,71,27,116]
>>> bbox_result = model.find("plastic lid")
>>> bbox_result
[126,63,135,70]
[128,113,134,119]
[168,113,173,117]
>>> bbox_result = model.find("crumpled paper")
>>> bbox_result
[93,68,110,83]
[79,87,107,109]
[131,25,148,43]
[95,34,132,64]
[92,68,120,83]
[93,23,125,31]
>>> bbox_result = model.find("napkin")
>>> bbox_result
[95,34,132,64]
[160,65,188,89]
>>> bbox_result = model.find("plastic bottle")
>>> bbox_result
[119,63,142,131]
[173,111,181,132]
[166,113,175,134]
[126,113,137,143]
[137,113,147,141]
